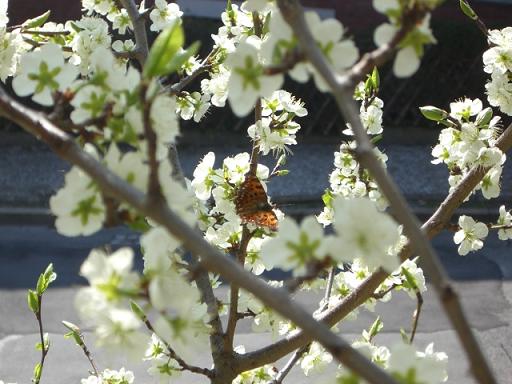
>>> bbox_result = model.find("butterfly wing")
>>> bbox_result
[243,210,279,231]
[235,175,278,231]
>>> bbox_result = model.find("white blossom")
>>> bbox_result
[150,0,183,32]
[191,152,216,200]
[299,342,332,376]
[69,17,112,74]
[454,215,488,256]
[226,36,283,116]
[497,205,512,240]
[331,197,400,271]
[49,166,105,236]
[388,342,448,384]
[260,216,331,274]
[0,29,21,82]
[12,43,78,106]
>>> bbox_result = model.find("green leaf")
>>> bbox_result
[459,0,478,20]
[371,67,380,89]
[400,328,410,343]
[33,362,42,382]
[368,317,383,340]
[144,23,187,79]
[22,10,51,29]
[401,267,418,291]
[476,107,493,127]
[370,134,383,144]
[37,264,56,295]
[68,21,83,33]
[130,301,146,321]
[62,320,80,333]
[419,106,447,121]
[275,169,289,177]
[322,189,333,207]
[28,290,39,313]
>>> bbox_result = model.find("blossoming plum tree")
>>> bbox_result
[0,0,510,383]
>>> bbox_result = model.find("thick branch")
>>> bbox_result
[275,1,497,383]
[0,88,400,384]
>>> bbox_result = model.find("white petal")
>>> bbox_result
[374,23,396,47]
[393,46,420,78]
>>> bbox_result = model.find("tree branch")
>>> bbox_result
[139,83,164,203]
[118,0,149,66]
[0,87,400,384]
[340,5,428,88]
[410,290,423,343]
[275,2,497,383]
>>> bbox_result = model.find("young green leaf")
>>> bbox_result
[33,362,42,382]
[476,107,493,127]
[459,0,478,20]
[368,316,383,341]
[37,264,56,295]
[401,267,419,291]
[28,289,39,313]
[275,170,289,177]
[400,328,410,343]
[130,300,146,321]
[144,23,185,79]
[22,10,51,29]
[419,106,447,121]
[371,67,380,89]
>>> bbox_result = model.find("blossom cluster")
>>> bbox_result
[191,151,275,274]
[335,340,448,384]
[484,27,512,115]
[81,368,134,384]
[429,97,504,199]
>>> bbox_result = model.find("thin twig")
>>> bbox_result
[272,344,310,384]
[323,267,336,306]
[275,2,497,383]
[21,29,70,36]
[63,323,100,376]
[34,295,48,384]
[410,291,423,343]
[166,47,220,95]
[141,310,214,378]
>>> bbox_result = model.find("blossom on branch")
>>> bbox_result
[225,36,284,116]
[331,197,400,272]
[454,215,488,256]
[12,43,78,106]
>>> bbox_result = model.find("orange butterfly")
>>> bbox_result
[235,174,278,231]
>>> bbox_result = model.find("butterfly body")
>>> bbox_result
[235,174,278,231]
